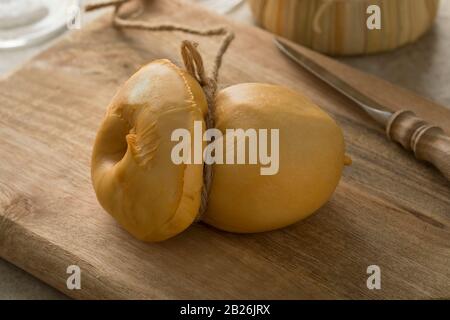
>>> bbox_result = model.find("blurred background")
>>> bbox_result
[0,0,449,299]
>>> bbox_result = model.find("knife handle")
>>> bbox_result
[386,110,450,182]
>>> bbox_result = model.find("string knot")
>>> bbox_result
[180,41,218,219]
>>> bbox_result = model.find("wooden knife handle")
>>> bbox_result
[386,110,450,181]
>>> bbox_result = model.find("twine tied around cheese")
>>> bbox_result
[86,0,234,219]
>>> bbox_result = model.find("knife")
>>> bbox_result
[274,37,450,182]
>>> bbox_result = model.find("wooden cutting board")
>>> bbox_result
[0,0,449,299]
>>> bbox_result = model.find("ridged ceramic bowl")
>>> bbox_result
[249,0,440,55]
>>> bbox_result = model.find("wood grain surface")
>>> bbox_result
[0,0,449,299]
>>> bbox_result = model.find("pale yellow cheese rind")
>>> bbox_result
[203,83,346,233]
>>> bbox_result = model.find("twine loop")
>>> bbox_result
[181,41,208,87]
[180,40,217,219]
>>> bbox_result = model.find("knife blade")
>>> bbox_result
[274,37,450,181]
[274,37,392,126]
